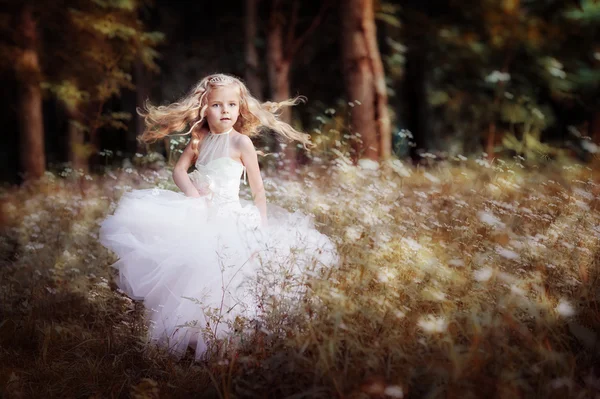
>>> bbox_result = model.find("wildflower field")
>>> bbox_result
[1,155,600,398]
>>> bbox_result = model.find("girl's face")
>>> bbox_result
[204,85,240,133]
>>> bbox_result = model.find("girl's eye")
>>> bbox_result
[229,103,237,107]
[212,104,219,108]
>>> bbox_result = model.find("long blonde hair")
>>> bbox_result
[137,73,313,158]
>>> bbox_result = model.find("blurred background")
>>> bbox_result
[1,0,599,183]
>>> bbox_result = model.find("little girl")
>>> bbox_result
[99,74,338,360]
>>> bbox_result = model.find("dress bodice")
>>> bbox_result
[187,130,248,208]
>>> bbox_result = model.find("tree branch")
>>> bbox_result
[269,0,282,29]
[285,0,299,57]
[288,0,331,59]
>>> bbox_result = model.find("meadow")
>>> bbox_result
[1,153,599,398]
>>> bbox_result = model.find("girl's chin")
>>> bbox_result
[208,122,235,132]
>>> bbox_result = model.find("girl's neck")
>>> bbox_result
[210,127,233,135]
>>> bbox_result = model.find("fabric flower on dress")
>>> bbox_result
[188,170,215,197]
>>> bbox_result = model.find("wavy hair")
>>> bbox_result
[137,73,313,159]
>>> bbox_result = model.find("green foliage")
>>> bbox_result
[383,0,600,157]
[0,0,163,140]
[501,130,565,162]
[565,0,600,21]
[91,0,137,11]
[41,80,90,111]
[375,3,402,28]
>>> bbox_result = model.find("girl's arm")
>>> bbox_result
[239,135,268,226]
[173,140,201,197]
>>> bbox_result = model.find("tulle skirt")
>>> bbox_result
[99,188,338,360]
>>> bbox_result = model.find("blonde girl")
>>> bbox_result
[99,73,336,360]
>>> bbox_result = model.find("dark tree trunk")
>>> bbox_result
[590,110,600,144]
[245,0,262,100]
[404,48,431,161]
[267,4,296,173]
[66,105,88,172]
[17,4,45,179]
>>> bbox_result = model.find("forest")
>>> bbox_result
[1,0,600,397]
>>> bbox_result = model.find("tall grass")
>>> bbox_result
[1,155,599,398]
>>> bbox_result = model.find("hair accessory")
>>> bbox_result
[208,75,235,85]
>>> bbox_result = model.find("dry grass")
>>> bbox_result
[1,155,600,398]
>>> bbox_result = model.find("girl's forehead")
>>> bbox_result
[207,86,240,101]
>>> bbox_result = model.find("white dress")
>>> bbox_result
[99,130,338,360]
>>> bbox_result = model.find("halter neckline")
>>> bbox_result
[210,127,233,136]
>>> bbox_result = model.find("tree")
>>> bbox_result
[395,0,600,160]
[245,0,263,100]
[14,3,45,179]
[266,0,330,173]
[340,0,391,162]
[42,0,162,171]
[1,0,162,174]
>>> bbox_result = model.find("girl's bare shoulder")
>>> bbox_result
[231,131,254,148]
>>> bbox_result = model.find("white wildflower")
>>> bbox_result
[377,268,396,283]
[358,158,380,171]
[532,108,545,120]
[418,315,448,333]
[423,287,446,301]
[575,199,590,211]
[401,237,422,251]
[485,70,511,83]
[345,226,363,241]
[549,67,566,79]
[448,259,464,267]
[556,299,576,317]
[478,211,506,228]
[496,247,520,260]
[473,267,493,282]
[423,172,440,184]
[384,385,404,398]
[510,284,526,296]
[393,310,406,319]
[317,202,331,212]
[25,243,45,251]
[388,159,411,177]
[378,232,392,243]
[573,188,594,201]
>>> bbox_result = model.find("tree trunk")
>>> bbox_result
[404,49,431,161]
[17,4,45,179]
[363,4,391,160]
[245,0,262,100]
[589,110,600,144]
[485,122,496,159]
[340,0,389,162]
[66,105,89,172]
[267,7,297,174]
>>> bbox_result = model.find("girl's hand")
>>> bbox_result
[196,186,211,196]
